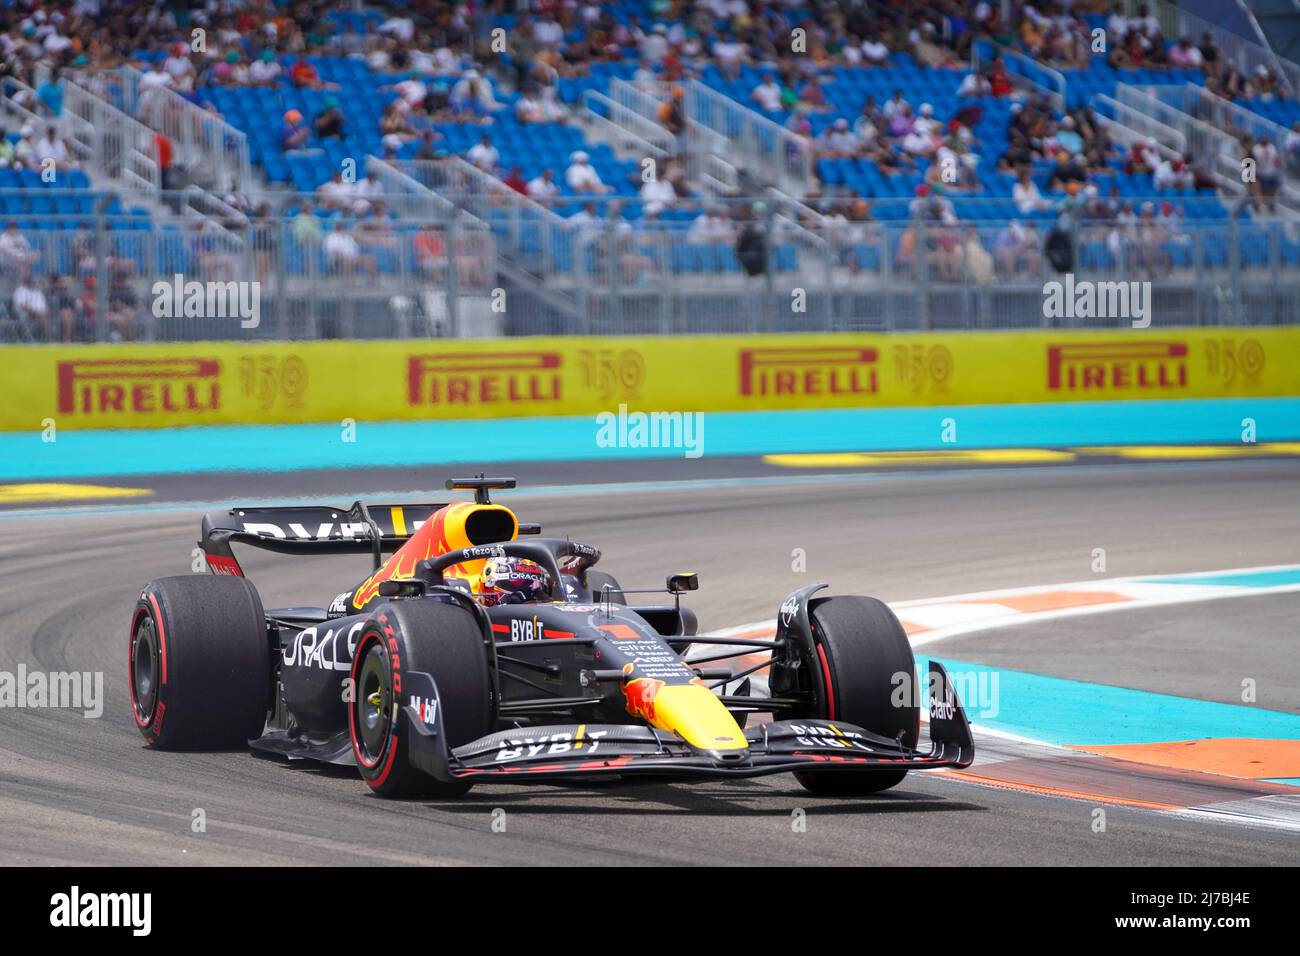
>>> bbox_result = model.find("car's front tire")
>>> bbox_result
[350,600,492,798]
[789,595,918,796]
[129,575,271,750]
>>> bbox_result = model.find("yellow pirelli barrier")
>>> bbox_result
[1,328,1297,431]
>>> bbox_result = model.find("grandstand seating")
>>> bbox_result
[9,1,1296,290]
[194,56,641,197]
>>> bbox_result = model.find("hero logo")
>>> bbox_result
[282,621,364,671]
[408,352,562,406]
[779,596,799,627]
[495,730,607,761]
[410,696,438,726]
[1046,342,1188,392]
[740,347,878,398]
[57,358,221,417]
[930,683,956,721]
[510,619,547,642]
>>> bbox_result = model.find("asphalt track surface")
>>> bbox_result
[1,459,1298,865]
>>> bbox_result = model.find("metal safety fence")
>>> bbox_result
[0,190,1295,342]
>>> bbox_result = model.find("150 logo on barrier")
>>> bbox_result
[57,357,221,417]
[1046,342,1188,392]
[892,344,954,394]
[407,352,562,406]
[238,355,309,411]
[1204,337,1266,386]
[739,346,878,398]
[578,348,645,400]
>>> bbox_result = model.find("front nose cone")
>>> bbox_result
[704,748,752,767]
[627,681,751,755]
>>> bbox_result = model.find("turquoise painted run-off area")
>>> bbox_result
[919,654,1300,749]
[2,397,1297,481]
[922,564,1300,757]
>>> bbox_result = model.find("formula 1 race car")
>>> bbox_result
[129,477,974,797]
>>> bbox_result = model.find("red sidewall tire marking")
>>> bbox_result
[816,642,836,720]
[147,593,168,685]
[349,628,400,789]
[128,605,153,731]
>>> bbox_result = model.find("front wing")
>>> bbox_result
[402,661,975,784]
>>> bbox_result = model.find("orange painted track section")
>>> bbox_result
[942,769,1183,810]
[1068,738,1300,781]
[941,754,1300,810]
[966,590,1132,613]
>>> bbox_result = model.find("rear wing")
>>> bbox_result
[199,501,448,578]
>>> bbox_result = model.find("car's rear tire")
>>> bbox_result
[350,600,492,798]
[792,595,918,796]
[129,575,271,750]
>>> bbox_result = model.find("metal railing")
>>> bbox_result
[1144,0,1300,96]
[0,195,498,342]
[391,157,589,326]
[973,42,1068,112]
[56,80,161,193]
[1113,83,1252,191]
[1168,82,1294,142]
[680,79,813,193]
[113,66,253,195]
[0,193,1294,341]
[1092,93,1189,158]
[604,79,731,189]
[1144,82,1300,202]
[606,79,799,189]
[364,156,466,221]
[394,158,569,262]
[580,90,675,159]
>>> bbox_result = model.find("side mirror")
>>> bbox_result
[667,572,699,594]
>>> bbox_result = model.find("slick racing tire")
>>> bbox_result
[793,596,918,797]
[129,575,271,750]
[585,570,626,604]
[350,600,492,798]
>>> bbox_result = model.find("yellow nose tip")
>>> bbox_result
[645,683,749,752]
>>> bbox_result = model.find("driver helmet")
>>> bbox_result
[481,556,553,606]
